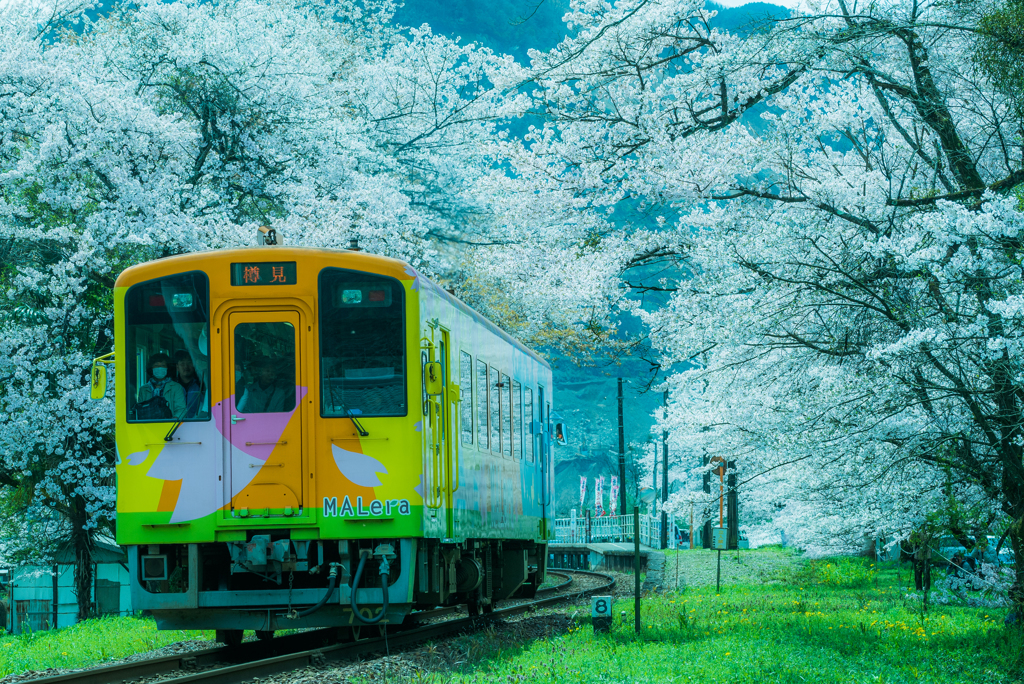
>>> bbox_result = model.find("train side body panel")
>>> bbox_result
[413,272,552,544]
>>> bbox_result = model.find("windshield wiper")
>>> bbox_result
[345,407,369,437]
[164,420,183,442]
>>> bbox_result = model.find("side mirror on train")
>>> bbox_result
[553,422,567,446]
[90,353,114,400]
[424,361,443,396]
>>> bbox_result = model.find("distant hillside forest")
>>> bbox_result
[395,0,791,61]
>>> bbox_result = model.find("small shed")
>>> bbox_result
[4,539,130,634]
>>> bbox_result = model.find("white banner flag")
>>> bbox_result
[610,475,619,515]
[595,476,605,516]
[579,476,587,509]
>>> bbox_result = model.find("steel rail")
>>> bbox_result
[159,570,612,684]
[20,571,603,684]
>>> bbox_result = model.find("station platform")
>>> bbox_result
[548,542,662,573]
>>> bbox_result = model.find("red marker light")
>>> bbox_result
[149,295,165,307]
[369,290,385,302]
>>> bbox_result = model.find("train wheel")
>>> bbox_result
[255,630,274,641]
[215,629,243,647]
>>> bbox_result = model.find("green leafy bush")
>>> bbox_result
[810,557,877,588]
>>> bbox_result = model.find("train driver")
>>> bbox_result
[137,352,186,420]
[237,356,293,413]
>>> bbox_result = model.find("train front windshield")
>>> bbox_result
[125,272,211,422]
[319,268,406,417]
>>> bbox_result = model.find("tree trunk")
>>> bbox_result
[1008,524,1024,622]
[71,503,94,622]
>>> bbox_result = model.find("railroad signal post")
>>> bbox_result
[712,527,728,592]
[592,596,612,633]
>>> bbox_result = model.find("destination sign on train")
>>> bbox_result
[230,261,298,286]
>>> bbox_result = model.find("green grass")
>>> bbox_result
[1,552,1017,683]
[0,615,213,676]
[410,553,1019,684]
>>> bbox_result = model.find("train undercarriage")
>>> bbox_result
[130,535,548,638]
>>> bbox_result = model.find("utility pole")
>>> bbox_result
[702,454,712,549]
[727,460,739,550]
[660,390,669,549]
[618,378,626,516]
[652,442,658,492]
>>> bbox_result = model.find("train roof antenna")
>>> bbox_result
[348,238,361,251]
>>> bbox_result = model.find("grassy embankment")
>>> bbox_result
[0,617,211,676]
[0,548,1017,683]
[420,547,1018,684]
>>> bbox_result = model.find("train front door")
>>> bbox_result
[225,311,308,519]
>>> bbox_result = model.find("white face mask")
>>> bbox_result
[152,367,168,380]
[236,370,243,382]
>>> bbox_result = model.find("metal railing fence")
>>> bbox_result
[553,511,681,549]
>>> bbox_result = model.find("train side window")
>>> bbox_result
[318,268,406,417]
[524,386,534,462]
[476,360,488,449]
[489,367,501,453]
[459,351,473,445]
[512,380,522,460]
[500,372,512,458]
[125,271,210,423]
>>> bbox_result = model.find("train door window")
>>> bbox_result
[512,380,522,460]
[524,386,535,462]
[460,351,473,445]
[125,272,210,423]
[538,385,546,458]
[234,322,296,413]
[318,268,406,417]
[546,401,552,449]
[500,372,512,458]
[489,367,501,452]
[476,360,488,448]
[439,338,448,439]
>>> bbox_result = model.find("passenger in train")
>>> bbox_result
[137,353,186,420]
[237,356,293,413]
[173,350,206,419]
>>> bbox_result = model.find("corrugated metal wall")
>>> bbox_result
[6,563,131,634]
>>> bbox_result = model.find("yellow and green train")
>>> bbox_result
[93,246,555,641]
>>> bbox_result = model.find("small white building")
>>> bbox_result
[3,539,131,634]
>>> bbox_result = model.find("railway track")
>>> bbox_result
[22,570,614,684]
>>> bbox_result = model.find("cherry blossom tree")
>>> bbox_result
[0,0,526,620]
[481,0,1024,606]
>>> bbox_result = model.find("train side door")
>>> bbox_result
[439,330,456,538]
[423,329,454,535]
[225,311,308,519]
[538,386,550,535]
